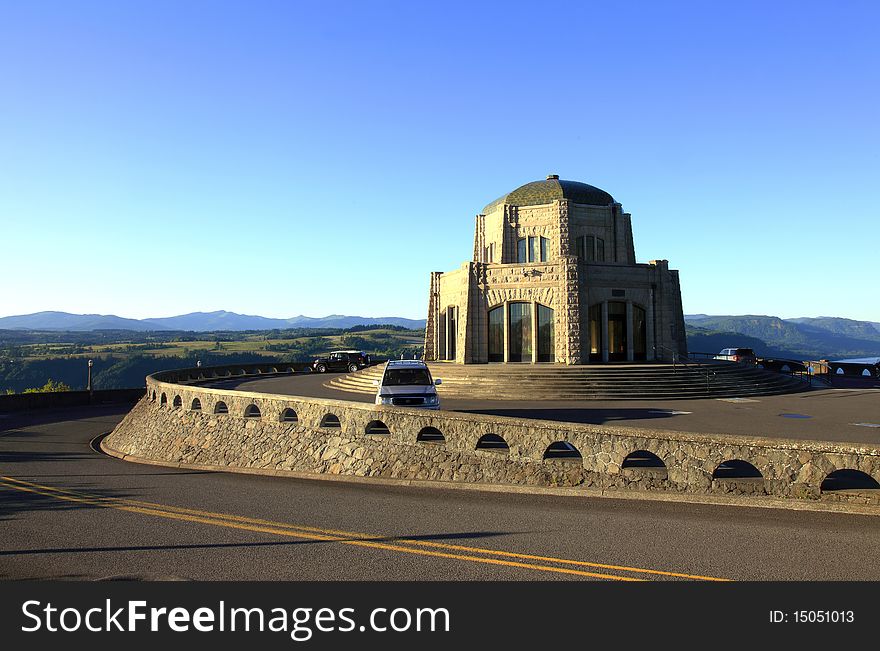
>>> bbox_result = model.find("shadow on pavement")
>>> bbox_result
[0,481,139,522]
[0,404,132,432]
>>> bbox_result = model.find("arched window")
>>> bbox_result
[214,401,228,415]
[320,413,341,428]
[190,398,202,411]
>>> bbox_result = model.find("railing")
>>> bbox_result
[689,353,834,388]
[655,345,716,391]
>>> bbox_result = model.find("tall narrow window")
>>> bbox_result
[575,237,585,261]
[589,303,602,362]
[508,302,532,362]
[586,236,596,262]
[539,237,548,261]
[488,306,504,362]
[537,304,555,362]
[608,301,627,361]
[633,305,647,361]
[517,238,527,263]
[489,243,495,263]
[528,236,537,262]
[447,307,457,361]
[597,238,605,262]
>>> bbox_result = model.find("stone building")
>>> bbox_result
[424,175,687,364]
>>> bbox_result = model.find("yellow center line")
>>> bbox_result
[0,475,728,581]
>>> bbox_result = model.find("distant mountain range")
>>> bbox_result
[685,314,880,360]
[0,311,427,332]
[3,310,878,360]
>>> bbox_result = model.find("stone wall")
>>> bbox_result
[105,371,880,505]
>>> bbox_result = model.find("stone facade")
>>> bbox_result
[105,369,880,505]
[424,176,687,364]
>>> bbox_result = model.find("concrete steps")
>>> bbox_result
[324,362,810,400]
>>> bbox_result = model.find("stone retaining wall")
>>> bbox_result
[103,369,880,505]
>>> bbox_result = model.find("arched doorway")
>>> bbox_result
[487,302,555,363]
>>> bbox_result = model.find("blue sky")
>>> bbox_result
[2,1,878,321]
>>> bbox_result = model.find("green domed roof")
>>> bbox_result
[482,175,614,214]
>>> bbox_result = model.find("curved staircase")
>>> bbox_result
[325,362,810,401]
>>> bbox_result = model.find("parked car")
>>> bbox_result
[373,360,441,409]
[311,350,371,373]
[714,347,757,364]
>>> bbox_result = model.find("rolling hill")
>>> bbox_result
[685,315,880,360]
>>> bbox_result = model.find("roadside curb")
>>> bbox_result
[97,434,880,518]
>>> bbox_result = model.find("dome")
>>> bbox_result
[482,174,614,214]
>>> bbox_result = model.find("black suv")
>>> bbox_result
[311,350,371,373]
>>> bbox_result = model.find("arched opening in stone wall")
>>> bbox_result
[712,459,762,479]
[543,441,582,461]
[237,369,247,376]
[621,450,667,480]
[172,395,182,409]
[320,413,341,428]
[622,450,666,469]
[214,401,229,415]
[160,393,167,406]
[417,427,445,443]
[476,433,509,452]
[151,390,156,402]
[190,398,202,411]
[244,404,261,419]
[365,420,391,435]
[820,469,880,493]
[269,367,278,374]
[280,408,298,423]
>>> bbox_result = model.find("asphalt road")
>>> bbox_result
[208,372,880,445]
[2,405,880,581]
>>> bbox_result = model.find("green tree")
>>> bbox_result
[23,379,72,393]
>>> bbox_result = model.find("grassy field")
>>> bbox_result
[9,330,425,361]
